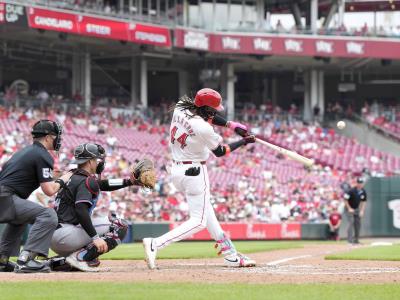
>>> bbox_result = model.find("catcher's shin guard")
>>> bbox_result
[81,218,128,262]
[81,234,120,262]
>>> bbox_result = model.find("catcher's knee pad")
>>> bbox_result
[109,216,129,241]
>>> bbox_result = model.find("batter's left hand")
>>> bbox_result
[228,121,248,137]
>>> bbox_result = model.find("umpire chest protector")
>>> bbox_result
[55,169,100,225]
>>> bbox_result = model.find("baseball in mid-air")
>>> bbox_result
[337,121,346,130]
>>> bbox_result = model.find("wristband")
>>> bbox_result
[124,179,134,187]
[91,234,100,241]
[55,178,66,189]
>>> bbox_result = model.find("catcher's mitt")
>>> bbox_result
[132,158,157,189]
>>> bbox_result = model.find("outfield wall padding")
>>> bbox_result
[131,222,170,241]
[301,224,330,239]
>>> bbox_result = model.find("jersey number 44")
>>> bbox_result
[170,126,188,149]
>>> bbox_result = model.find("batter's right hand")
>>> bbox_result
[93,238,108,253]
[243,135,256,145]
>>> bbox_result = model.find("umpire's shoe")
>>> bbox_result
[0,256,16,272]
[14,251,50,273]
[0,261,16,272]
[14,259,50,273]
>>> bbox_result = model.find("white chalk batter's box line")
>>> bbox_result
[220,264,400,275]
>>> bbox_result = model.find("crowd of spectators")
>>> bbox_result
[361,101,400,140]
[0,102,380,226]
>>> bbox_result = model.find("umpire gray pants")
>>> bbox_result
[0,195,58,257]
[51,216,111,257]
[347,208,361,243]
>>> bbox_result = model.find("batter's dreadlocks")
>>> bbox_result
[171,95,218,120]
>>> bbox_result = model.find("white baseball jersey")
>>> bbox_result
[169,107,223,161]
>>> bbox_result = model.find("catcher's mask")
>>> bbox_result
[31,119,63,151]
[74,143,106,174]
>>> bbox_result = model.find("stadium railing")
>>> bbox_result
[7,0,400,38]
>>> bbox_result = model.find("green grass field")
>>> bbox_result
[0,282,399,300]
[326,244,400,261]
[100,240,304,260]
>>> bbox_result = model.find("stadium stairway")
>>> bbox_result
[331,118,400,157]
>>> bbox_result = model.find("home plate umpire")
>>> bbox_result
[0,120,72,273]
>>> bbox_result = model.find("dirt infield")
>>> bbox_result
[1,241,400,284]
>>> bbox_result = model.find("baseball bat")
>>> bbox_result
[255,138,314,167]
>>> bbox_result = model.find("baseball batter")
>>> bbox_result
[143,88,256,268]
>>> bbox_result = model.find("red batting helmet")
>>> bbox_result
[194,88,224,111]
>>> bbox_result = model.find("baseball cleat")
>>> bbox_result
[66,250,99,272]
[87,258,101,268]
[0,261,16,272]
[14,259,51,273]
[143,238,157,270]
[224,253,256,268]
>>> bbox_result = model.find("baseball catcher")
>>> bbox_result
[50,143,155,272]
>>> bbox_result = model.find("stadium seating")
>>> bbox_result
[0,105,396,223]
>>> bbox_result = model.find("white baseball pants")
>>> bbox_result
[153,162,224,249]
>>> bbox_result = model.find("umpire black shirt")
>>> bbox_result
[344,187,367,209]
[0,141,54,199]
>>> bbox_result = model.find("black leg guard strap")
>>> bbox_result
[82,236,120,261]
[44,257,73,272]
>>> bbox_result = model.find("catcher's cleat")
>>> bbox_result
[143,238,157,270]
[87,258,101,268]
[224,253,256,268]
[66,250,99,272]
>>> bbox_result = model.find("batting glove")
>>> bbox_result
[228,121,248,137]
[243,135,256,145]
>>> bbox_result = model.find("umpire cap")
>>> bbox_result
[31,119,61,137]
[73,143,106,165]
[31,119,63,151]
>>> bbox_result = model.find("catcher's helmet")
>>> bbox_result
[31,119,63,151]
[73,143,106,174]
[194,88,224,112]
